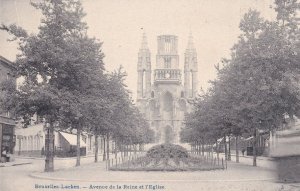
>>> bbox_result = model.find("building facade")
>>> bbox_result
[15,116,113,158]
[0,56,16,160]
[136,34,198,144]
[270,117,300,157]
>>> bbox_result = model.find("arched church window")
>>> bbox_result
[190,70,193,97]
[193,56,197,68]
[165,37,171,53]
[142,70,146,97]
[163,92,173,112]
[164,126,174,144]
[164,57,171,68]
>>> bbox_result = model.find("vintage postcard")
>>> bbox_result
[0,0,299,191]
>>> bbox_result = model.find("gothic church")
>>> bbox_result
[136,34,198,144]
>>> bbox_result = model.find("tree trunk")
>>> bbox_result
[224,135,228,160]
[129,144,132,156]
[199,143,202,155]
[235,135,239,163]
[134,144,137,155]
[18,138,21,156]
[216,140,219,163]
[193,143,195,155]
[103,136,106,161]
[106,133,110,160]
[201,144,204,156]
[123,143,125,158]
[76,127,81,166]
[253,128,257,166]
[208,144,210,157]
[228,135,231,161]
[121,141,124,159]
[114,140,118,159]
[44,122,54,172]
[128,145,130,156]
[193,142,196,155]
[94,134,99,162]
[269,130,273,155]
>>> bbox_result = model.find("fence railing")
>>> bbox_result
[106,152,145,170]
[106,151,226,171]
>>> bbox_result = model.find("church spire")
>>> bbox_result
[184,32,198,98]
[137,32,151,99]
[140,32,149,50]
[186,32,195,51]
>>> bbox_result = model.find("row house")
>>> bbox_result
[0,56,16,161]
[15,115,113,158]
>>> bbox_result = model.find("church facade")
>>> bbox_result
[136,34,198,144]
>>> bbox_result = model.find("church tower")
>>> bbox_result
[136,33,198,144]
[156,35,179,69]
[137,33,151,99]
[184,33,198,98]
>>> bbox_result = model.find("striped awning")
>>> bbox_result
[60,131,87,147]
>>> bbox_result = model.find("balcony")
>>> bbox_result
[154,69,181,84]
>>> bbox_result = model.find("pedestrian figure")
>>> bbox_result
[242,148,246,156]
[1,147,10,162]
[6,149,11,162]
[1,147,6,162]
[41,147,45,156]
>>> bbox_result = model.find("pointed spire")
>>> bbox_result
[186,32,195,50]
[140,32,149,50]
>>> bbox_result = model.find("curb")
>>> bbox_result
[29,172,276,183]
[0,162,32,167]
[217,153,274,161]
[12,162,32,166]
[290,184,300,188]
[14,154,117,161]
[13,156,44,160]
[240,156,275,161]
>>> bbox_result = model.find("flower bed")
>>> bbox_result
[146,144,189,159]
[109,144,224,171]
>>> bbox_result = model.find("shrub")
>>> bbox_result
[146,144,189,159]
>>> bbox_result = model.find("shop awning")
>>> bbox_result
[213,138,225,146]
[60,131,87,147]
[216,137,231,143]
[244,136,253,141]
[0,115,16,125]
[217,137,223,143]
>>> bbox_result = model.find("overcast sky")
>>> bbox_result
[0,0,276,99]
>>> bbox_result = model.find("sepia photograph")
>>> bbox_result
[0,0,299,190]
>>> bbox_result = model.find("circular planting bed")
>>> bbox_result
[109,144,224,171]
[146,143,189,159]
